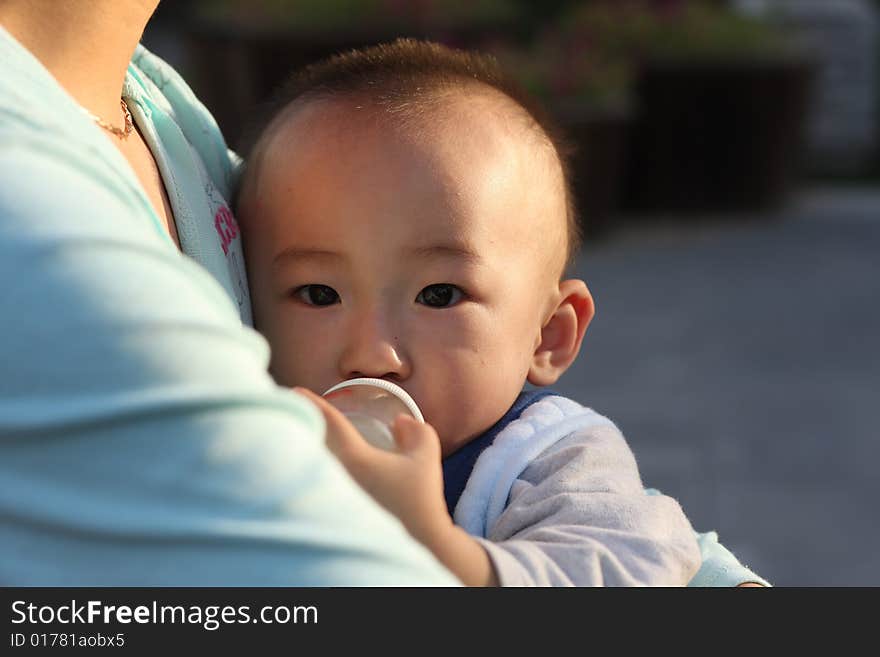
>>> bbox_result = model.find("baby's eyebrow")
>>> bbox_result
[409,244,482,264]
[272,247,343,268]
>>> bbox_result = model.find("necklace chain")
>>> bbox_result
[82,99,133,139]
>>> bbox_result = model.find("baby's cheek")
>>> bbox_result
[266,341,297,387]
[428,383,517,457]
[260,318,304,384]
[271,337,318,389]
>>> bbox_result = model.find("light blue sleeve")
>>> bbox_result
[0,131,457,586]
[690,531,771,587]
[643,489,771,587]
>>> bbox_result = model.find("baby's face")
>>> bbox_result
[243,95,568,456]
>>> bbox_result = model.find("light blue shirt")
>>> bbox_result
[0,26,457,585]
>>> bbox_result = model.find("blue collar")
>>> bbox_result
[442,388,556,516]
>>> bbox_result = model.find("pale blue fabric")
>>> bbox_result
[690,531,771,587]
[458,396,701,586]
[123,46,252,324]
[454,392,769,586]
[0,26,457,585]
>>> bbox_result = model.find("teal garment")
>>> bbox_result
[0,27,457,585]
[123,45,252,324]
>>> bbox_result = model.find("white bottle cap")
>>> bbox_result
[322,377,423,421]
[321,378,423,450]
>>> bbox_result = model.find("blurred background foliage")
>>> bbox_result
[492,1,799,110]
[178,0,797,108]
[192,0,523,32]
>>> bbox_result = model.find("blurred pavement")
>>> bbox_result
[555,185,880,586]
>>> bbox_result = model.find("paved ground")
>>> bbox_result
[555,186,880,586]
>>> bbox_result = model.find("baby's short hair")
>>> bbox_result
[238,38,581,270]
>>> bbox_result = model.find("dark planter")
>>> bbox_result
[621,58,815,213]
[553,103,632,240]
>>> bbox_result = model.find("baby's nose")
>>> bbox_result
[338,321,410,382]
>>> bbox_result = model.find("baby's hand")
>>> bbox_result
[294,387,454,547]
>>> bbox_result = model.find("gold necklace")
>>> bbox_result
[82,98,133,139]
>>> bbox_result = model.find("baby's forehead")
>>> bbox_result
[269,92,560,195]
[254,90,569,271]
[268,85,545,153]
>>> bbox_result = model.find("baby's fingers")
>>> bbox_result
[293,387,371,462]
[392,414,441,462]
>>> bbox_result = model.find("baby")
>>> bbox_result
[236,39,721,586]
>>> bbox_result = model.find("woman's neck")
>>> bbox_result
[0,0,159,122]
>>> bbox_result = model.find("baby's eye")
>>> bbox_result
[416,284,463,308]
[293,284,340,306]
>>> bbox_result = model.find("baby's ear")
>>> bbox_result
[527,279,594,387]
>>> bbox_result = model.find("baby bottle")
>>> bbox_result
[321,377,424,451]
